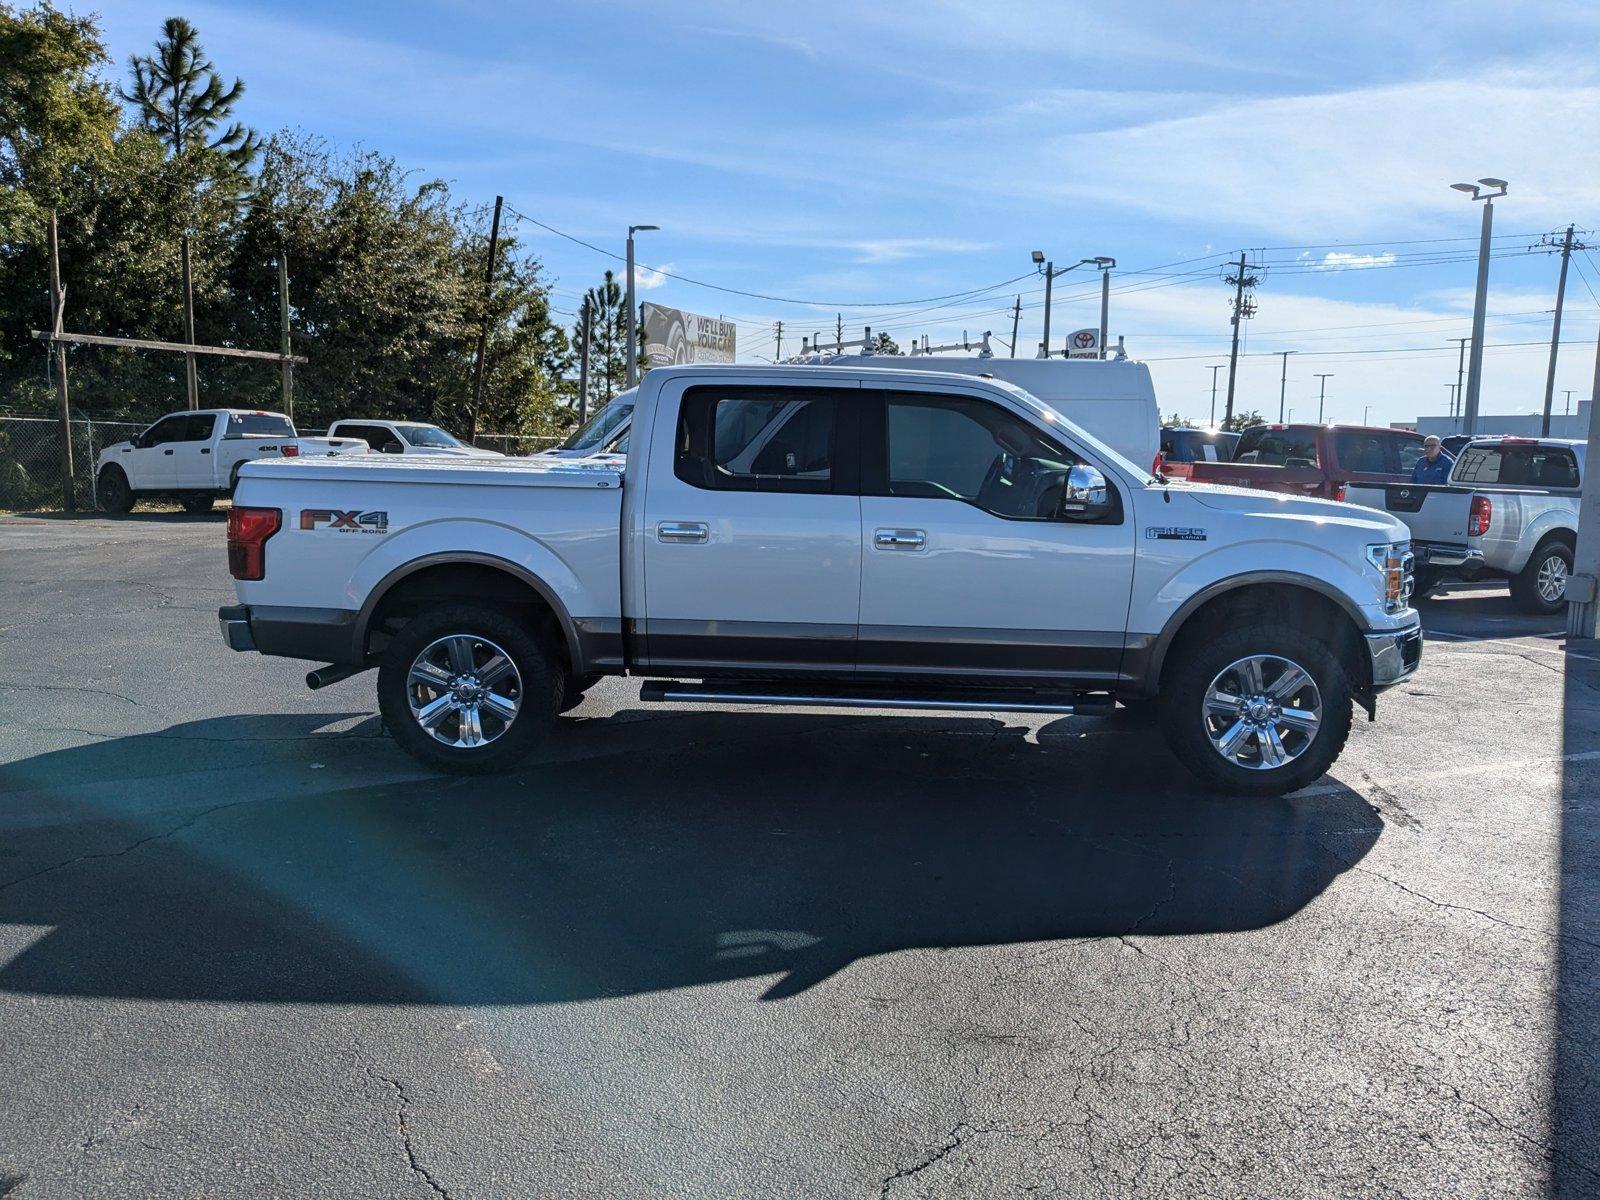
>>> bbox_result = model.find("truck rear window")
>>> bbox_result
[1233,428,1319,467]
[226,413,294,437]
[1454,445,1580,488]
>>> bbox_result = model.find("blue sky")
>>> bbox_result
[94,1,1600,426]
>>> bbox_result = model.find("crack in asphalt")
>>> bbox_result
[1348,862,1600,954]
[0,800,247,894]
[879,1123,970,1198]
[0,680,142,707]
[366,1069,453,1199]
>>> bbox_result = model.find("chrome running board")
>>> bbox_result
[637,680,1111,716]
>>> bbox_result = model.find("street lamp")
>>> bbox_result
[1276,350,1296,423]
[625,223,659,387]
[1450,177,1507,435]
[1030,251,1095,358]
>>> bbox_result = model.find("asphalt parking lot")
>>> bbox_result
[1,511,1597,1198]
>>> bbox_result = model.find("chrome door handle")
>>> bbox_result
[657,520,709,544]
[874,528,926,550]
[163,448,174,455]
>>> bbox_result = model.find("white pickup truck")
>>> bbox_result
[218,365,1421,795]
[96,409,367,513]
[1372,437,1584,613]
[326,418,502,459]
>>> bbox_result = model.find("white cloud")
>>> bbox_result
[1310,252,1399,270]
[634,263,672,290]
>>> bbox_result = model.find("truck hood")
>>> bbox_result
[1183,483,1409,539]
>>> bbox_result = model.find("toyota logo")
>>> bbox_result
[1073,331,1097,348]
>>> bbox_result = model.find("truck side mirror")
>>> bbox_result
[1058,464,1116,522]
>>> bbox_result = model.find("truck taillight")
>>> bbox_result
[227,506,281,580]
[1152,451,1164,476]
[1332,482,1348,502]
[280,444,300,458]
[1468,495,1492,536]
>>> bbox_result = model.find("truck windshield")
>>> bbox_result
[225,413,294,437]
[395,424,464,449]
[560,402,632,452]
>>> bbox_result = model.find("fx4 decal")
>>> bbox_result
[1145,526,1207,541]
[299,508,389,534]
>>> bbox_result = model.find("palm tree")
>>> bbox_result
[122,17,259,407]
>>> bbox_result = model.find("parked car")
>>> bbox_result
[1157,427,1240,480]
[95,409,367,514]
[326,419,501,458]
[1186,423,1426,505]
[528,391,636,461]
[219,364,1421,796]
[1373,437,1584,612]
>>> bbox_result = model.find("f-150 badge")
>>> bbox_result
[1145,526,1206,541]
[299,508,389,533]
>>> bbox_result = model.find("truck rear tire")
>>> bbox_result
[377,602,560,774]
[1158,623,1353,797]
[1510,540,1572,615]
[180,493,215,514]
[97,466,134,513]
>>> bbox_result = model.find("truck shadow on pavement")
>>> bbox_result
[0,710,1382,1007]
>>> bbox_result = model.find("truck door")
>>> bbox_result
[169,413,217,487]
[855,388,1136,685]
[126,414,188,488]
[638,380,861,675]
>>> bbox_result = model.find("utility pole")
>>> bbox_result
[835,313,843,353]
[1223,252,1260,425]
[1450,177,1507,435]
[1452,337,1469,422]
[1208,364,1224,427]
[1009,295,1021,359]
[577,294,592,427]
[1095,257,1116,358]
[180,234,198,409]
[1315,373,1334,423]
[1566,320,1600,638]
[1537,224,1590,436]
[774,320,783,361]
[1565,388,1577,416]
[1276,350,1296,423]
[1444,383,1456,417]
[1364,405,1373,425]
[278,251,292,421]
[624,222,658,387]
[469,195,503,439]
[47,210,74,511]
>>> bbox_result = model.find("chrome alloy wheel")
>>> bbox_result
[1201,654,1323,771]
[1537,553,1569,604]
[406,634,522,749]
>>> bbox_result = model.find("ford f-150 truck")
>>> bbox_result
[218,365,1421,796]
[1374,437,1584,612]
[97,409,368,513]
[1186,423,1426,506]
[326,419,502,458]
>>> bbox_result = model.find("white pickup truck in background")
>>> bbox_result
[96,409,367,513]
[326,419,502,458]
[1374,437,1584,613]
[218,364,1421,796]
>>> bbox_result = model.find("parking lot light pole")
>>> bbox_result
[1031,252,1094,358]
[1315,373,1334,423]
[1451,178,1507,436]
[1208,364,1224,427]
[625,224,658,387]
[1091,257,1116,358]
[1277,350,1296,423]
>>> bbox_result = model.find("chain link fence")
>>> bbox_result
[0,416,144,511]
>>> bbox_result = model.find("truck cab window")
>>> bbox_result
[143,415,187,446]
[676,388,835,493]
[884,393,1091,520]
[1234,428,1319,466]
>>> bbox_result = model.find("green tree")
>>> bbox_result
[871,331,902,355]
[121,16,259,405]
[1162,411,1195,428]
[1221,409,1265,432]
[573,270,625,405]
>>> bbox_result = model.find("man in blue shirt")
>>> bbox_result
[1411,435,1454,484]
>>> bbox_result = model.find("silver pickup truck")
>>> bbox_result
[1374,437,1584,613]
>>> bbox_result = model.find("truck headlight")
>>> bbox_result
[1366,541,1414,613]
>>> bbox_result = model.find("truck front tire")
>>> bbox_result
[180,493,215,514]
[1510,540,1572,615]
[377,602,560,774]
[97,466,134,513]
[1158,623,1353,797]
